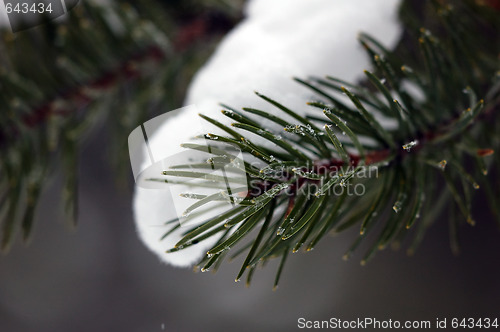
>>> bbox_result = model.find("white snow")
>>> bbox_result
[133,0,403,267]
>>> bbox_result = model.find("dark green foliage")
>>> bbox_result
[154,0,500,287]
[0,0,241,251]
[1,0,499,289]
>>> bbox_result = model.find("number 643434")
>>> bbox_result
[5,2,54,14]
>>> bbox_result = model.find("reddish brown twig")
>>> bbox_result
[4,11,238,143]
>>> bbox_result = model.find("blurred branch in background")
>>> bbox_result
[0,0,244,251]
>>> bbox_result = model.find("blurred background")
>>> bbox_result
[1,1,500,331]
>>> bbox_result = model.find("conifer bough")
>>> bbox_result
[143,0,500,288]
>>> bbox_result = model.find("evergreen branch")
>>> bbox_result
[1,0,499,290]
[157,0,500,288]
[0,0,241,251]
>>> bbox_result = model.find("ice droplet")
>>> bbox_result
[402,140,418,152]
[393,202,402,213]
[277,227,285,235]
